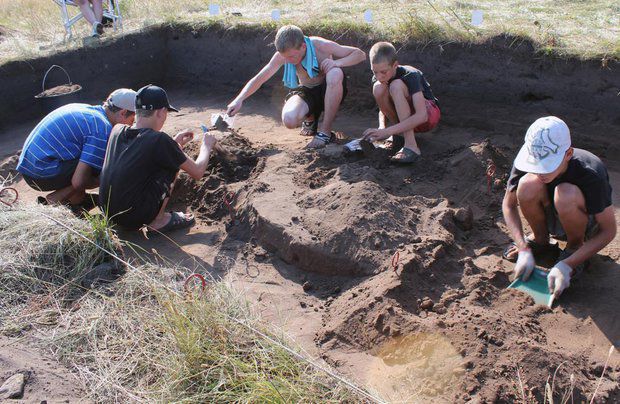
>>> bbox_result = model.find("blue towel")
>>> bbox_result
[282,36,319,89]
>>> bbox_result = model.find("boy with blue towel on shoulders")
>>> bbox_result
[226,25,366,149]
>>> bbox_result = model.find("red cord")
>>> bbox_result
[0,187,18,207]
[184,273,207,294]
[391,251,400,271]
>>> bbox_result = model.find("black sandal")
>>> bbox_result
[390,147,421,164]
[307,131,334,149]
[152,211,196,234]
[502,236,560,263]
[300,119,318,137]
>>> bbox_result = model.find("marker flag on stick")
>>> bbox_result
[209,4,220,16]
[364,10,373,24]
[471,10,483,26]
[271,9,281,21]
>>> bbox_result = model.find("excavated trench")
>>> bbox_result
[1,23,619,402]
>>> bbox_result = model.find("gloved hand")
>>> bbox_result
[548,261,572,297]
[514,249,535,281]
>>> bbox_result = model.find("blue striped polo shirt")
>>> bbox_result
[17,103,112,179]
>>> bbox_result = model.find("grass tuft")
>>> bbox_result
[0,202,372,402]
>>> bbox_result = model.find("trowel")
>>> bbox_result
[508,267,555,308]
[210,113,234,131]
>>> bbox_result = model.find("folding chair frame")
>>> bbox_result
[54,0,123,40]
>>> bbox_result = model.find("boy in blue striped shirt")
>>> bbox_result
[17,88,136,209]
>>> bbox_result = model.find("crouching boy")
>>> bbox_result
[362,42,440,163]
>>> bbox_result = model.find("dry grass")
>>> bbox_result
[0,0,618,62]
[0,202,375,402]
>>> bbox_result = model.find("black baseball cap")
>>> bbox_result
[135,84,179,112]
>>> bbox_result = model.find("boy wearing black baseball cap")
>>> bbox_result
[99,85,218,233]
[502,116,616,299]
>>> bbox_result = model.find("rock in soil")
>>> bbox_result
[0,373,26,399]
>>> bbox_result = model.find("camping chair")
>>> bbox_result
[54,0,123,40]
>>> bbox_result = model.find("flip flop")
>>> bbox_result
[502,236,559,263]
[300,119,318,137]
[390,147,420,164]
[153,211,195,234]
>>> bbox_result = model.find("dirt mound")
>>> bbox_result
[170,131,260,222]
[242,138,619,402]
[246,139,510,277]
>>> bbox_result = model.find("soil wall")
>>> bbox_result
[163,25,619,125]
[0,29,168,131]
[0,23,618,131]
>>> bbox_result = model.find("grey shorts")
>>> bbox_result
[545,204,598,241]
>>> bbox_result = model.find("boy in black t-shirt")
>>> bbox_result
[99,85,218,233]
[362,41,441,163]
[502,116,616,299]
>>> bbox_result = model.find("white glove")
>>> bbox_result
[514,249,535,281]
[548,261,572,297]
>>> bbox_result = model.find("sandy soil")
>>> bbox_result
[1,90,619,402]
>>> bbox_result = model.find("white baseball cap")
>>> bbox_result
[107,88,137,112]
[514,116,571,174]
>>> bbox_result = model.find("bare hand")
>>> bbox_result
[362,128,390,142]
[226,99,243,116]
[174,130,194,147]
[202,134,218,150]
[320,58,337,74]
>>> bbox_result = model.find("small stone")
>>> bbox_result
[0,373,26,399]
[420,297,434,311]
[302,281,313,292]
[300,301,307,308]
[333,286,341,294]
[477,329,487,339]
[454,206,474,230]
[420,310,428,319]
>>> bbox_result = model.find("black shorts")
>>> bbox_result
[285,74,348,119]
[545,204,598,241]
[106,169,177,230]
[23,159,79,192]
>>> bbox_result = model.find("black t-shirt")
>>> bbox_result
[373,65,438,104]
[507,148,612,215]
[99,125,187,227]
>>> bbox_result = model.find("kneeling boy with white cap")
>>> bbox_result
[502,116,616,298]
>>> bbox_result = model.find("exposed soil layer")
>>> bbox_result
[170,130,260,222]
[35,84,82,98]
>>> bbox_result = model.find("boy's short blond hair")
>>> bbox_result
[369,42,397,65]
[275,25,305,52]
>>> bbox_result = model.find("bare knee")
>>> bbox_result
[281,112,300,129]
[373,81,389,100]
[388,79,407,97]
[325,68,344,86]
[554,183,585,214]
[516,173,547,204]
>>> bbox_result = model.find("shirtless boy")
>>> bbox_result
[226,25,366,149]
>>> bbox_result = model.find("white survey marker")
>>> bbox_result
[471,10,483,26]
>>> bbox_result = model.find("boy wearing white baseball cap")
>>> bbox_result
[17,88,136,210]
[502,116,616,299]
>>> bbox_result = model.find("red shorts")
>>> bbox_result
[413,99,441,133]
